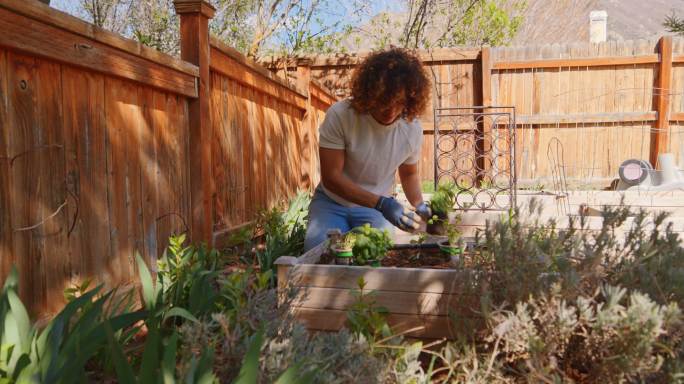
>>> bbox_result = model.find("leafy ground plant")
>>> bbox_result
[482,284,683,383]
[0,267,146,383]
[439,200,684,382]
[346,277,391,343]
[158,234,224,318]
[253,191,310,284]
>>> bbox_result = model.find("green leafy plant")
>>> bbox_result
[254,191,310,283]
[439,214,464,259]
[428,183,457,218]
[218,268,274,328]
[106,254,205,383]
[445,214,462,245]
[105,325,216,384]
[346,278,391,344]
[349,224,392,265]
[0,267,146,383]
[63,278,93,302]
[157,234,223,318]
[410,232,428,245]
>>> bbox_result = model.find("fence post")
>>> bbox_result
[297,61,313,190]
[650,35,672,167]
[173,0,215,246]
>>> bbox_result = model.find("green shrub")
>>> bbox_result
[436,200,684,381]
[489,285,683,383]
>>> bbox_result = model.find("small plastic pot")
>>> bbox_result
[367,259,381,268]
[333,248,353,265]
[426,212,448,235]
[438,239,462,263]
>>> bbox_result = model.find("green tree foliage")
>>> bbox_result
[131,0,180,55]
[67,0,361,59]
[211,0,363,59]
[76,0,179,54]
[367,0,526,50]
[664,11,684,36]
[78,0,135,34]
[63,0,525,57]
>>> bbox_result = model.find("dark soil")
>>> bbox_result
[380,248,453,268]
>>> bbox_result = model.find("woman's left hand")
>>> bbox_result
[415,201,432,221]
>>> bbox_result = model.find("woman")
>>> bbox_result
[304,48,432,251]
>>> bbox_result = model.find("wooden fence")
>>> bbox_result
[0,0,335,315]
[276,38,684,186]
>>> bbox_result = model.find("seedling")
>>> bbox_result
[427,183,457,235]
[331,232,356,265]
[438,214,464,263]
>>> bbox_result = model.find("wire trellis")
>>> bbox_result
[433,106,517,212]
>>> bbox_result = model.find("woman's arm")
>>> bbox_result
[397,162,423,208]
[319,147,380,207]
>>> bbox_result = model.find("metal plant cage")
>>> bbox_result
[433,106,517,212]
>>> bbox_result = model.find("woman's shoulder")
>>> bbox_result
[328,99,355,115]
[400,117,423,137]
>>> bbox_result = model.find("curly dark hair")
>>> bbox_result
[349,48,431,121]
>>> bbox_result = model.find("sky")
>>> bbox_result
[50,0,403,22]
[51,0,78,14]
[48,0,404,52]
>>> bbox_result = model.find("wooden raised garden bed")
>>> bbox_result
[275,234,482,339]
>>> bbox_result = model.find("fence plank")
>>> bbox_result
[477,48,492,183]
[493,54,659,70]
[7,52,38,308]
[140,88,159,262]
[0,7,197,98]
[235,82,253,221]
[105,77,136,284]
[62,66,111,285]
[0,48,11,284]
[0,0,198,77]
[210,47,307,111]
[34,58,69,314]
[168,95,192,240]
[156,92,174,251]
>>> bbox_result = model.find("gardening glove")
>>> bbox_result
[415,201,432,221]
[375,196,421,231]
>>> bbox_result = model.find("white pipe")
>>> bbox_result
[658,153,680,184]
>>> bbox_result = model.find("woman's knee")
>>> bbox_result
[303,191,349,251]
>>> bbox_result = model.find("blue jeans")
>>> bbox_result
[304,187,393,252]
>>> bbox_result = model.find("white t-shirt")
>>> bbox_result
[319,99,424,207]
